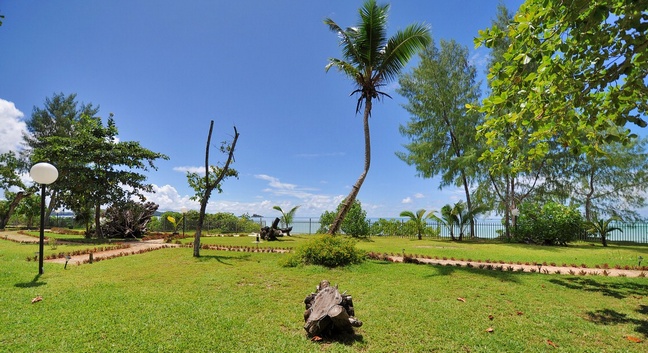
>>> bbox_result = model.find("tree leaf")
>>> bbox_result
[625,336,642,343]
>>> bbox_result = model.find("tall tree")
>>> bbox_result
[187,122,239,257]
[32,114,168,238]
[570,137,648,222]
[475,0,648,172]
[24,93,100,221]
[324,0,431,235]
[397,39,482,236]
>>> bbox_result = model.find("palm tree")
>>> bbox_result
[429,204,459,241]
[272,205,300,230]
[324,0,431,235]
[454,201,489,241]
[399,209,430,240]
[584,215,623,247]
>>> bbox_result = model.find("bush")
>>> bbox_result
[280,235,366,267]
[514,202,583,245]
[316,199,370,237]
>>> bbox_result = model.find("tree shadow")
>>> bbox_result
[585,307,648,337]
[15,274,47,288]
[548,277,648,299]
[416,262,522,283]
[195,254,252,265]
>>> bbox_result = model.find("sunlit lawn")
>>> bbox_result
[2,232,647,352]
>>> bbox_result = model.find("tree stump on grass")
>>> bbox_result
[303,280,362,338]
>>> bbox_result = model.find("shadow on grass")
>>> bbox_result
[312,332,364,346]
[195,254,252,265]
[423,262,523,283]
[585,307,648,336]
[548,277,648,299]
[15,274,47,288]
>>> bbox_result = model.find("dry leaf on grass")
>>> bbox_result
[486,327,494,333]
[516,311,524,316]
[31,296,43,304]
[488,314,494,320]
[625,335,642,343]
[457,297,466,302]
[311,336,323,342]
[546,339,558,348]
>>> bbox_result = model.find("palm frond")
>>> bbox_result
[379,23,432,83]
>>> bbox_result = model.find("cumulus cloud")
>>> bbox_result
[0,98,27,154]
[402,197,412,204]
[414,193,424,199]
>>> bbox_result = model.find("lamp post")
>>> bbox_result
[181,207,187,237]
[30,162,59,275]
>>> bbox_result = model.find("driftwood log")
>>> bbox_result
[100,201,159,238]
[260,217,293,241]
[303,280,362,337]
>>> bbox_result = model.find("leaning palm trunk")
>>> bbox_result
[329,99,372,235]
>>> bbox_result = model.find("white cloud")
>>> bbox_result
[173,166,205,174]
[402,197,412,204]
[0,98,27,154]
[414,193,424,199]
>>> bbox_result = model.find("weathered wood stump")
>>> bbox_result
[303,280,362,337]
[260,217,293,240]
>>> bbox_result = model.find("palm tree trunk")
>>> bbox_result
[328,98,372,235]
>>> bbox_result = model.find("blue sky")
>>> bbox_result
[0,0,526,218]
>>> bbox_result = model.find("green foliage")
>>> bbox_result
[323,0,431,235]
[370,218,403,236]
[318,199,370,237]
[515,202,583,246]
[399,209,431,240]
[584,216,623,247]
[280,235,366,268]
[475,0,648,173]
[272,205,300,228]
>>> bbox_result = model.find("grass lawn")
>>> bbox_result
[1,233,647,352]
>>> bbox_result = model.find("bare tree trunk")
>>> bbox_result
[193,122,239,257]
[194,121,214,257]
[328,98,372,235]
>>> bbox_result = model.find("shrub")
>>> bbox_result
[514,202,583,245]
[280,235,366,267]
[317,199,370,237]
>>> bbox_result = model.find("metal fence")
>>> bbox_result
[276,217,648,244]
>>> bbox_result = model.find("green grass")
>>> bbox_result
[1,233,647,352]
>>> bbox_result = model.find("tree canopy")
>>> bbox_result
[475,0,648,172]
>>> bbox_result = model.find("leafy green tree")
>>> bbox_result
[584,215,623,247]
[187,122,239,257]
[0,152,30,229]
[31,113,168,238]
[14,193,40,229]
[475,0,648,172]
[369,218,403,236]
[397,39,482,236]
[318,199,370,237]
[24,93,100,220]
[272,205,300,229]
[399,209,430,240]
[324,0,431,235]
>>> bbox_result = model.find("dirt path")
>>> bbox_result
[1,230,179,265]
[387,256,647,278]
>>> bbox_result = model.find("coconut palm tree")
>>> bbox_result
[324,0,431,235]
[429,204,459,241]
[451,201,488,241]
[399,209,430,240]
[584,215,623,247]
[272,205,300,231]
